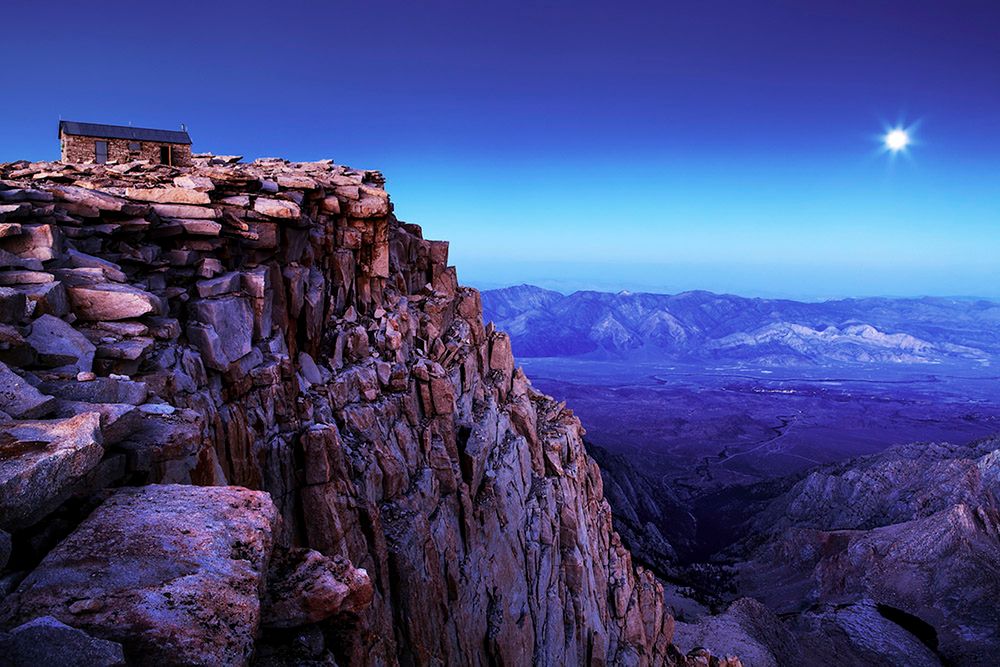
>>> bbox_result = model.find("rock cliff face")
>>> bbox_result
[0,156,725,665]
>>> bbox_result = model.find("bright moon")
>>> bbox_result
[885,128,910,152]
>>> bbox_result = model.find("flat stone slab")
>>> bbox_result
[150,203,219,219]
[0,484,279,666]
[125,187,211,205]
[67,283,162,321]
[47,185,125,212]
[253,197,300,219]
[39,377,148,406]
[0,412,103,530]
[173,175,215,192]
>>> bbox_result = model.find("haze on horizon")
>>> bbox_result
[2,1,997,299]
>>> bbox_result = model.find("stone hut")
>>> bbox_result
[58,120,193,166]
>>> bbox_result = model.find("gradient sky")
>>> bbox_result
[3,1,998,299]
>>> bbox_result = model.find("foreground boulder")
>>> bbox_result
[0,485,279,666]
[0,412,103,529]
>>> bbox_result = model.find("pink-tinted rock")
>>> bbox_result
[253,197,300,219]
[0,223,61,261]
[150,203,219,219]
[47,185,125,212]
[0,158,680,667]
[0,412,103,530]
[67,283,162,321]
[345,194,388,219]
[126,187,211,205]
[263,548,373,629]
[173,175,215,192]
[0,222,22,238]
[276,174,317,190]
[0,485,279,666]
[177,219,222,236]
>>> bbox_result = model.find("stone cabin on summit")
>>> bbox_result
[58,120,193,167]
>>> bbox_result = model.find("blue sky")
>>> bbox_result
[3,1,998,299]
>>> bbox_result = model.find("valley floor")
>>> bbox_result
[520,357,1000,489]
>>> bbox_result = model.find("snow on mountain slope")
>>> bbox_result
[481,285,997,366]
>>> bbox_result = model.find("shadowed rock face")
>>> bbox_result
[588,443,694,569]
[0,615,126,667]
[0,157,723,665]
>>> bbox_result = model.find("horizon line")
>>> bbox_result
[474,282,1000,304]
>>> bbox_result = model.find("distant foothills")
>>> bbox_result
[481,284,1000,366]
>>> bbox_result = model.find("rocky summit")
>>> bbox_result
[0,156,739,665]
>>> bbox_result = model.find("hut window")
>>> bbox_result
[128,141,141,152]
[95,141,108,164]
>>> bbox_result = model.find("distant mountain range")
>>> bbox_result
[481,285,1000,366]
